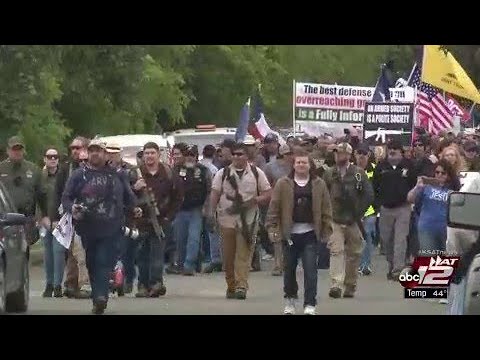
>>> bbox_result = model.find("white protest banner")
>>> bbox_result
[293,81,414,137]
[52,213,74,249]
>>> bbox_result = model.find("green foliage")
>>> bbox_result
[1,45,479,164]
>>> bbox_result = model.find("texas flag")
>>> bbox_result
[248,85,285,145]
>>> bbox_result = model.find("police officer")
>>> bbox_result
[62,139,141,314]
[0,136,48,243]
[322,142,373,299]
[171,145,212,275]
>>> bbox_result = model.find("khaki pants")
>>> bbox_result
[64,247,79,290]
[220,226,257,291]
[328,223,363,290]
[72,233,90,288]
[273,242,283,272]
[64,233,90,290]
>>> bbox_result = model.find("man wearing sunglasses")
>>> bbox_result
[210,143,272,299]
[0,136,48,245]
[53,136,91,299]
[40,148,66,298]
[463,140,480,171]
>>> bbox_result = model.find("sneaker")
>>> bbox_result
[283,298,296,315]
[304,305,316,315]
[53,285,63,298]
[329,287,342,299]
[74,289,91,299]
[271,269,283,276]
[42,284,53,298]
[262,254,274,261]
[165,264,183,275]
[362,266,372,276]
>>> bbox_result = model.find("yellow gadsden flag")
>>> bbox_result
[421,45,480,104]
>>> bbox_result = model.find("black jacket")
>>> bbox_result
[372,158,416,210]
[53,160,81,221]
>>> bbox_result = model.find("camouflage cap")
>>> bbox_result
[106,142,121,153]
[7,136,25,149]
[335,142,353,154]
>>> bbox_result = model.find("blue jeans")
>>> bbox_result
[137,231,165,288]
[174,207,203,271]
[360,215,376,269]
[81,231,119,301]
[418,228,446,253]
[43,231,66,287]
[120,236,136,285]
[283,231,318,307]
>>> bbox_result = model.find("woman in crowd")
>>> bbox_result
[266,149,333,315]
[407,159,460,254]
[440,144,468,174]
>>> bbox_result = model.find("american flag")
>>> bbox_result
[408,63,454,135]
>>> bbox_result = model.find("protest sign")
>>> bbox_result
[363,102,414,146]
[293,81,414,137]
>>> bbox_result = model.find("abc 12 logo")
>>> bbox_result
[399,256,460,289]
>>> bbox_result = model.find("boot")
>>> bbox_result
[203,263,222,274]
[91,297,107,315]
[53,285,63,298]
[135,285,150,298]
[149,283,167,298]
[343,285,356,298]
[42,284,54,298]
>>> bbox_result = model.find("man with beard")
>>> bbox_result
[133,142,184,297]
[53,136,91,299]
[62,140,141,314]
[373,140,416,281]
[171,145,211,275]
[322,143,373,298]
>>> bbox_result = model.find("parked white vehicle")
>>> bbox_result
[96,134,172,165]
[166,125,236,154]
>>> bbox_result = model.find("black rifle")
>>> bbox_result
[225,175,256,245]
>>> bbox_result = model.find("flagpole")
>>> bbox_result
[292,79,297,137]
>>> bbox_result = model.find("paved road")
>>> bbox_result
[26,255,445,315]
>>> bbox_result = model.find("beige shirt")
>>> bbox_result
[212,163,271,229]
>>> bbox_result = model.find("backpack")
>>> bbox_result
[221,164,260,196]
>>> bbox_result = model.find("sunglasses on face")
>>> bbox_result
[45,155,59,160]
[232,152,245,157]
[357,151,368,156]
[435,170,446,175]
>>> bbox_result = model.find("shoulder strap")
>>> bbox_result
[222,166,231,184]
[250,165,260,196]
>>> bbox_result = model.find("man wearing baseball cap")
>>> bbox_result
[62,138,141,314]
[0,136,48,246]
[322,142,373,299]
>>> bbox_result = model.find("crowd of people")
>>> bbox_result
[1,126,479,315]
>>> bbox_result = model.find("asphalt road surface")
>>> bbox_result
[26,254,445,315]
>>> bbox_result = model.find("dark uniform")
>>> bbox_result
[0,137,47,244]
[322,143,373,298]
